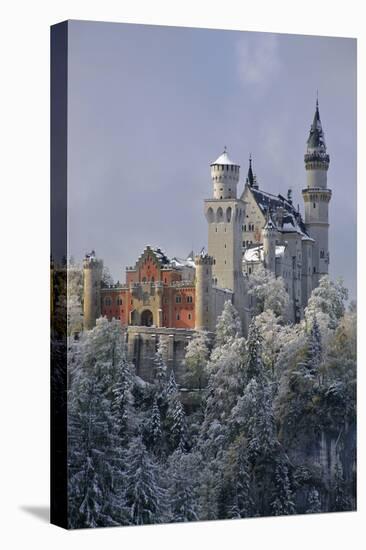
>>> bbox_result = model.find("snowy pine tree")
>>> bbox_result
[153,337,168,393]
[184,330,210,391]
[147,396,162,454]
[306,487,321,514]
[167,450,200,522]
[125,436,166,525]
[215,301,242,348]
[270,458,295,516]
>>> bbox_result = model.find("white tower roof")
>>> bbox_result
[211,148,238,166]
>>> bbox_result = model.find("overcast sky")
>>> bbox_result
[67,20,357,300]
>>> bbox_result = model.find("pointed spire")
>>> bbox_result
[246,153,255,186]
[307,96,326,151]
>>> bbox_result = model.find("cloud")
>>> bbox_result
[236,33,282,91]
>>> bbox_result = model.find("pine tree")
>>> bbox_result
[166,373,188,452]
[306,487,321,514]
[147,396,162,454]
[215,300,242,348]
[112,354,135,445]
[270,459,295,516]
[68,318,134,528]
[228,445,254,519]
[125,436,166,525]
[184,330,210,391]
[153,337,168,393]
[167,450,200,522]
[245,318,266,384]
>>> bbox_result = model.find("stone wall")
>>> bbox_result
[126,326,197,384]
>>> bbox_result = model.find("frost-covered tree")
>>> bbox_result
[270,459,295,516]
[244,319,266,384]
[184,330,210,391]
[305,275,348,330]
[200,336,246,459]
[68,318,135,528]
[153,337,168,394]
[247,265,290,321]
[215,301,242,348]
[254,310,287,378]
[146,396,162,454]
[306,487,321,514]
[125,436,166,525]
[227,445,254,519]
[166,372,188,452]
[101,265,114,287]
[112,354,135,445]
[167,450,200,522]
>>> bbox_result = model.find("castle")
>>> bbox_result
[82,100,331,380]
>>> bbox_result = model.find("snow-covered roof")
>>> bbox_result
[243,246,263,263]
[243,244,287,263]
[211,149,238,166]
[249,187,309,237]
[170,256,195,269]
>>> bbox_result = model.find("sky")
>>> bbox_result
[67,20,357,300]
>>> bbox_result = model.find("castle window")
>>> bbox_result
[244,224,247,231]
[249,267,252,274]
[313,203,316,208]
[176,313,180,321]
[313,267,316,273]
[176,295,182,303]
[187,295,193,303]
[188,313,192,320]
[320,250,325,259]
[116,298,123,306]
[104,297,112,306]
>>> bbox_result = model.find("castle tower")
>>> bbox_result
[194,253,213,330]
[302,99,332,287]
[262,213,278,273]
[205,148,247,331]
[83,251,103,330]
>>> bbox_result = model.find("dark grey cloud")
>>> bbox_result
[68,21,356,299]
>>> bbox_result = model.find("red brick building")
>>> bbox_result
[100,246,196,330]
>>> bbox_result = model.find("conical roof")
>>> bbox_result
[246,154,255,186]
[307,99,326,151]
[211,147,238,166]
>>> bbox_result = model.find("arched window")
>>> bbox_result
[206,207,214,223]
[104,296,112,306]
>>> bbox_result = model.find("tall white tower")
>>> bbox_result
[204,148,247,330]
[302,100,332,287]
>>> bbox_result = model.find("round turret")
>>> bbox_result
[210,147,240,199]
[194,253,214,330]
[83,251,103,330]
